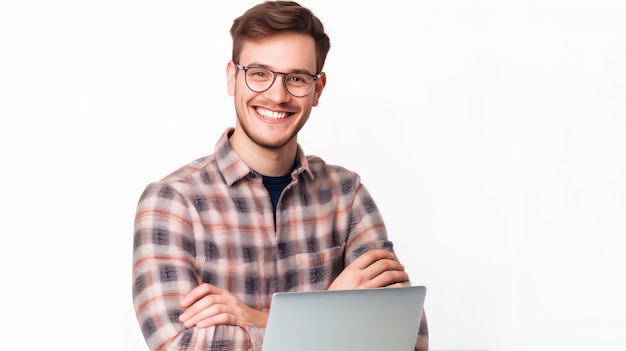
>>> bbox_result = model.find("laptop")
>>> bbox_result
[262,285,427,351]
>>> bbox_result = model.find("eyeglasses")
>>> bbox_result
[235,64,321,98]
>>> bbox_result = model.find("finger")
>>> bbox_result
[385,281,411,288]
[181,283,225,308]
[369,270,410,289]
[352,249,396,269]
[363,258,405,279]
[181,301,234,328]
[179,294,231,323]
[363,259,407,288]
[195,312,237,328]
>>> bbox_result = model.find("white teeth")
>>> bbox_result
[256,107,288,119]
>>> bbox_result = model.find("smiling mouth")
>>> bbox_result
[256,107,291,120]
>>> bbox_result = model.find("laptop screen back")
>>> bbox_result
[262,285,427,351]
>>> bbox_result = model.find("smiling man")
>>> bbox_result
[226,31,323,177]
[132,1,428,350]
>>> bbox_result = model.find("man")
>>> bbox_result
[132,1,428,350]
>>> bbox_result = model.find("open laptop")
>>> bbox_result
[262,285,427,351]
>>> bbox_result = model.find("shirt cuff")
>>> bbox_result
[241,323,265,351]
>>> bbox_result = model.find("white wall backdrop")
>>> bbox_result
[1,1,625,350]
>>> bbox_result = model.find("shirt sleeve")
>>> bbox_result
[342,178,395,262]
[415,309,429,351]
[132,182,259,351]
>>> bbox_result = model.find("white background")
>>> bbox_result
[1,1,625,350]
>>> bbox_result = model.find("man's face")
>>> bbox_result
[227,32,326,150]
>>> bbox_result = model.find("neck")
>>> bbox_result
[229,129,297,176]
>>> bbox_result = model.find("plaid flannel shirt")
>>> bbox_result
[132,128,427,350]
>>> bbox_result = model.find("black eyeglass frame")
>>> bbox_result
[235,63,322,98]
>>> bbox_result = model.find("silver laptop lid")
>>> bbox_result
[262,285,426,351]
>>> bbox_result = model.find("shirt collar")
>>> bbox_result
[215,128,314,186]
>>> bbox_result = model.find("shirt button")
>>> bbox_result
[249,171,257,178]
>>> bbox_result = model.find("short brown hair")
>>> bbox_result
[230,1,331,73]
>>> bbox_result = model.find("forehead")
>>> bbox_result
[239,32,317,72]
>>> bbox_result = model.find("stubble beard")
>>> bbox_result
[237,113,302,150]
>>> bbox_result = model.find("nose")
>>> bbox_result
[262,74,291,102]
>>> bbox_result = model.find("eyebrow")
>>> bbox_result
[244,62,316,76]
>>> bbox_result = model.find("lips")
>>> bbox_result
[256,107,290,120]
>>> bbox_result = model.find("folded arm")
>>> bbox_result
[132,183,263,351]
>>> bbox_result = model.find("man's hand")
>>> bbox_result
[328,249,410,290]
[178,283,268,329]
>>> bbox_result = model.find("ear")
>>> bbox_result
[311,72,327,107]
[226,61,238,96]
